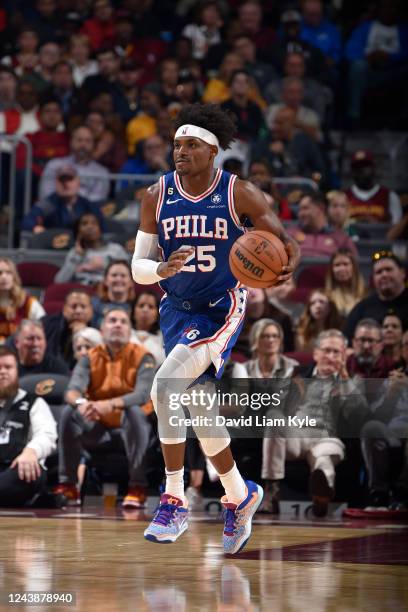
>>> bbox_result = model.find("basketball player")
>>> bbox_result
[132,104,299,554]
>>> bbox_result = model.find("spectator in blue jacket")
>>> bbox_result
[21,165,105,233]
[300,0,342,64]
[345,0,408,123]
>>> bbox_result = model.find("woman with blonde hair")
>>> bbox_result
[325,248,366,316]
[0,258,45,343]
[244,318,298,514]
[245,318,298,378]
[296,289,344,351]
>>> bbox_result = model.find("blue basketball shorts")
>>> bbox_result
[159,287,248,378]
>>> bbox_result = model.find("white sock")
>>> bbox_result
[165,468,185,501]
[219,463,246,505]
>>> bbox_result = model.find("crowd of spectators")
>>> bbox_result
[0,0,407,515]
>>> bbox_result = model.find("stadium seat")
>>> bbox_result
[21,228,74,250]
[43,282,95,305]
[19,373,70,425]
[17,261,59,289]
[285,351,313,367]
[296,264,328,290]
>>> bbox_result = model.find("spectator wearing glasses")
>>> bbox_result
[347,319,394,379]
[344,253,408,341]
[261,329,369,517]
[22,164,104,233]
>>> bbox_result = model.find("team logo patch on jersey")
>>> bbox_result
[211,193,222,204]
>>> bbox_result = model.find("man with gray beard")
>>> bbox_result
[347,319,394,379]
[0,348,57,506]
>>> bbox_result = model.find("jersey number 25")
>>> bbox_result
[181,246,216,272]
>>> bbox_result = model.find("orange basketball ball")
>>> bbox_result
[229,230,288,288]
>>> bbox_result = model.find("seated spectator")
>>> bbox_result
[262,329,369,517]
[325,249,366,316]
[326,190,358,238]
[202,51,265,109]
[345,0,408,124]
[22,165,105,233]
[345,150,402,224]
[182,1,223,60]
[243,317,299,514]
[48,60,81,122]
[389,330,408,380]
[54,213,128,286]
[39,125,110,203]
[175,70,202,106]
[230,0,275,56]
[296,289,344,351]
[68,34,98,88]
[15,319,69,377]
[0,258,45,344]
[54,308,155,507]
[300,0,342,65]
[119,134,171,191]
[28,40,61,93]
[221,70,266,143]
[72,326,103,364]
[0,66,18,111]
[150,58,180,107]
[131,291,165,366]
[126,86,162,156]
[382,314,404,364]
[116,58,142,123]
[16,97,69,182]
[251,107,325,181]
[85,110,126,172]
[344,253,408,340]
[80,0,116,52]
[0,80,40,146]
[347,318,395,379]
[270,10,327,80]
[247,159,292,220]
[244,318,298,379]
[266,77,322,142]
[360,330,408,508]
[236,287,295,356]
[287,192,358,258]
[265,52,333,126]
[1,27,39,77]
[0,348,57,507]
[232,34,277,92]
[42,290,94,368]
[92,261,136,328]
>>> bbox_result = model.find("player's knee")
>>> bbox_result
[195,435,230,457]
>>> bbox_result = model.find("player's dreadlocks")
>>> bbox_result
[174,103,237,150]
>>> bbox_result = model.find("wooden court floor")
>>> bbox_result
[0,506,407,612]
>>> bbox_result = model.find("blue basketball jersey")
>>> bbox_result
[156,169,245,300]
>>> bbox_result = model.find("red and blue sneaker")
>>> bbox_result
[221,481,263,555]
[144,494,189,543]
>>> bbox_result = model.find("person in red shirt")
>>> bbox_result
[16,97,69,178]
[81,0,116,52]
[345,150,402,224]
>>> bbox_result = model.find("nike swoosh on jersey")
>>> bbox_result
[209,297,223,307]
[166,198,183,204]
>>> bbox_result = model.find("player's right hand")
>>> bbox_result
[157,246,195,278]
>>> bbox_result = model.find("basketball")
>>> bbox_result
[229,230,288,288]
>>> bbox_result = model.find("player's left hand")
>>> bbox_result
[276,239,300,285]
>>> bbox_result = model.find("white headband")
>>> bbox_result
[174,124,219,149]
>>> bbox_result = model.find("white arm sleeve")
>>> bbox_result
[131,230,163,284]
[389,191,403,225]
